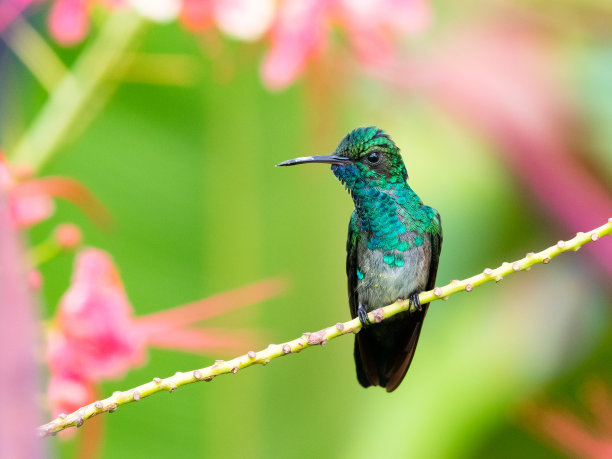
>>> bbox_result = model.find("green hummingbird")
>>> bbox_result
[278,127,442,392]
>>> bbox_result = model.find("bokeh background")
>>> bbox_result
[1,0,612,458]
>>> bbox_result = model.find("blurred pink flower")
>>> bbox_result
[47,352,96,417]
[0,152,112,228]
[46,248,285,416]
[0,154,54,227]
[43,0,275,45]
[54,222,83,249]
[523,380,612,458]
[0,0,39,34]
[135,275,286,353]
[28,269,43,290]
[0,191,42,457]
[48,0,89,46]
[260,0,327,91]
[52,249,146,383]
[0,0,97,46]
[261,0,431,90]
[179,0,213,31]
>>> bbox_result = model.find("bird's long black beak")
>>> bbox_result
[276,155,350,167]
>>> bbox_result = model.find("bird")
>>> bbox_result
[277,126,442,392]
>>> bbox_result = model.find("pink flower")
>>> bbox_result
[338,0,430,67]
[53,249,146,382]
[0,0,39,34]
[179,0,213,31]
[0,154,54,227]
[523,381,612,458]
[46,331,97,416]
[0,187,42,457]
[46,0,125,45]
[48,0,90,46]
[260,0,328,91]
[261,0,431,90]
[28,269,43,290]
[46,248,286,416]
[0,152,112,228]
[54,223,83,249]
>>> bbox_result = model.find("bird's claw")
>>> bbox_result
[357,303,371,328]
[409,293,422,312]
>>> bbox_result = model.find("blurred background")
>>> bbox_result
[1,0,612,458]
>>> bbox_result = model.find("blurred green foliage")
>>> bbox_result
[1,4,612,458]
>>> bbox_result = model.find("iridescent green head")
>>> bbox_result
[277,127,408,186]
[332,127,408,182]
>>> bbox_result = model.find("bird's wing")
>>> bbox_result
[346,211,360,320]
[425,211,443,291]
[346,212,381,388]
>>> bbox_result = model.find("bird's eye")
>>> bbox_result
[365,152,381,165]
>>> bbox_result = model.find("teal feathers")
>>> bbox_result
[332,127,439,267]
[278,126,442,391]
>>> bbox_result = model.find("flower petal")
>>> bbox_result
[136,277,287,329]
[48,0,90,46]
[54,249,147,381]
[260,0,328,90]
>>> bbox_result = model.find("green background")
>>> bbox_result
[2,2,612,458]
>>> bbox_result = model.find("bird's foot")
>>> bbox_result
[409,293,422,312]
[357,303,371,328]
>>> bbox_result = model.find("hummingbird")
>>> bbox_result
[278,127,442,392]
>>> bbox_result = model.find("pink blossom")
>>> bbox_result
[9,191,55,227]
[28,269,43,290]
[48,0,90,46]
[46,0,126,45]
[179,0,213,31]
[135,277,286,353]
[0,0,39,34]
[339,0,430,67]
[46,249,146,415]
[0,191,41,457]
[261,0,431,90]
[523,381,612,458]
[46,248,285,416]
[260,0,328,91]
[54,223,83,249]
[46,331,96,416]
[0,154,54,227]
[53,249,146,381]
[47,374,94,418]
[0,153,112,228]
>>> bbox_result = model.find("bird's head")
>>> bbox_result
[277,127,408,189]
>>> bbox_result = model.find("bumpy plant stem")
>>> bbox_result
[37,219,612,438]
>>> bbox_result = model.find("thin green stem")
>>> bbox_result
[27,238,61,266]
[9,11,146,171]
[1,16,66,92]
[37,218,612,438]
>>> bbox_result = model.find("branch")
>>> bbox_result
[37,218,612,438]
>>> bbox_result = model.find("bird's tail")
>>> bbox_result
[354,306,428,392]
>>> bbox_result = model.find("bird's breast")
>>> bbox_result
[355,235,431,310]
